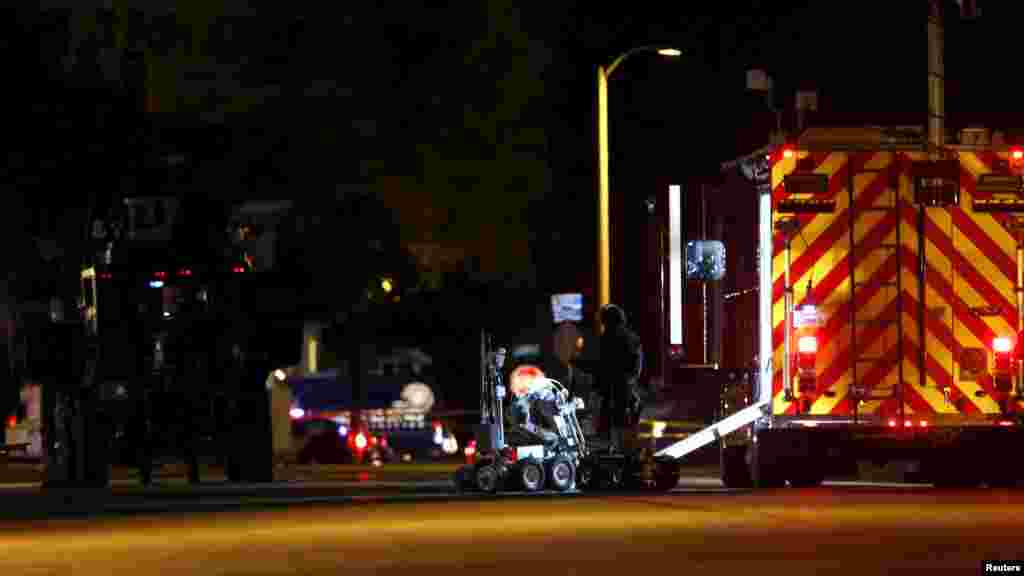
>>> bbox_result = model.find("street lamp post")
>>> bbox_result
[596,46,681,324]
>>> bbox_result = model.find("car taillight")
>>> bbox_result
[502,446,517,463]
[6,415,15,429]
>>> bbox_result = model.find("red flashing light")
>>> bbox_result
[999,420,1015,427]
[354,432,367,451]
[994,337,1013,353]
[501,446,518,463]
[6,415,15,429]
[797,335,818,354]
[919,420,928,428]
[1012,149,1023,161]
[464,443,477,457]
[904,420,912,428]
[888,420,897,428]
[782,148,795,159]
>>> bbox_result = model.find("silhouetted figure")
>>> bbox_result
[572,304,644,453]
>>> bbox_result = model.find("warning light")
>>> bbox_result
[782,148,795,159]
[994,337,1013,353]
[797,335,818,354]
[904,420,912,428]
[1012,148,1023,161]
[919,420,928,427]
[289,407,305,420]
[354,432,368,451]
[994,337,1015,371]
[888,420,897,428]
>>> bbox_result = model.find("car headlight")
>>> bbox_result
[574,397,585,410]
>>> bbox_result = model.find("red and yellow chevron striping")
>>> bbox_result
[770,149,1024,419]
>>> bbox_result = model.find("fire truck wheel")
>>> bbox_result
[475,464,501,493]
[788,463,825,488]
[747,443,785,489]
[518,459,546,492]
[653,462,680,492]
[720,444,752,488]
[547,457,576,492]
[926,458,981,488]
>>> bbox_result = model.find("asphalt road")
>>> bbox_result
[0,487,1021,575]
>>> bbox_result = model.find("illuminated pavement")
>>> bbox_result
[0,487,1021,574]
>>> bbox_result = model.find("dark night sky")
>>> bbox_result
[11,1,1024,290]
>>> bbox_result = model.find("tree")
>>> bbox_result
[277,188,417,323]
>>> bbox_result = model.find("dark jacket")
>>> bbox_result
[575,324,642,428]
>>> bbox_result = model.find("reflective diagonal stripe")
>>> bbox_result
[770,150,1019,418]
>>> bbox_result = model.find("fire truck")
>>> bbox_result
[636,0,1024,490]
[649,126,1024,488]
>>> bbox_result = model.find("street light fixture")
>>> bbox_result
[596,45,681,323]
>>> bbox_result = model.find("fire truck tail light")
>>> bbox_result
[994,337,1013,353]
[905,420,912,428]
[797,335,818,354]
